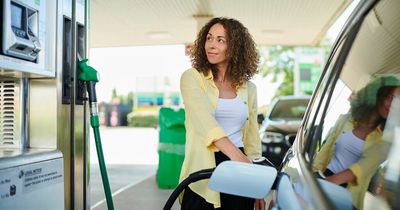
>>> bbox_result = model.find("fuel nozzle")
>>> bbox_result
[252,157,276,168]
[77,56,99,103]
[76,55,115,210]
[77,54,100,125]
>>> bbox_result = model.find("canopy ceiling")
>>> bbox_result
[90,0,352,48]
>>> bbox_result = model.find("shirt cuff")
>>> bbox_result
[206,127,226,152]
[349,164,362,185]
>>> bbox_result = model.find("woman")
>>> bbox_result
[179,17,264,210]
[313,75,400,209]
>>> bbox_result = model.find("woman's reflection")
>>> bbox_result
[313,75,400,209]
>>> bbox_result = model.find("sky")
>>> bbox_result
[89,0,359,107]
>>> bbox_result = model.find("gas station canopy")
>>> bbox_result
[90,0,352,48]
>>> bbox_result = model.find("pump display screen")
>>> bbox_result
[4,1,41,62]
[11,3,23,29]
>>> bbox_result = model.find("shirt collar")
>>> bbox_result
[204,69,213,80]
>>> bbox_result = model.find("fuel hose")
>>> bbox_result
[78,57,114,210]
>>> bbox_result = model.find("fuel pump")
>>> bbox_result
[77,56,114,210]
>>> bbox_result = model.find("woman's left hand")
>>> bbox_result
[255,199,266,210]
[326,169,356,185]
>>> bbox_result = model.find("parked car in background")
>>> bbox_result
[259,95,310,167]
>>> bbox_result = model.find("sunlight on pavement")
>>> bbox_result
[90,127,159,165]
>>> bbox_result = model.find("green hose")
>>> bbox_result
[78,57,114,210]
[91,115,114,210]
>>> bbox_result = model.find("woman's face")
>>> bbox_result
[205,23,228,69]
[378,87,400,119]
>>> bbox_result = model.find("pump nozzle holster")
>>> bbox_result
[78,59,99,82]
[78,59,99,103]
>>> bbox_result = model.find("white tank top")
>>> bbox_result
[327,130,365,173]
[215,96,248,147]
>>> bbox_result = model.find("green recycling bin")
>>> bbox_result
[157,107,186,189]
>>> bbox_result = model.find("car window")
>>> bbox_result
[300,34,348,159]
[320,79,352,143]
[269,99,309,121]
[309,0,400,209]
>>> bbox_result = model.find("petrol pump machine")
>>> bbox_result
[0,0,55,76]
[3,0,41,61]
[0,0,63,209]
[0,0,90,209]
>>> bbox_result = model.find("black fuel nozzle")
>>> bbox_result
[87,81,97,103]
[252,156,276,168]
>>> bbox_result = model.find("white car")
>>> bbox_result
[270,0,400,209]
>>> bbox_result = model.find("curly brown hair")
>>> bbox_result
[190,17,260,87]
[350,75,400,127]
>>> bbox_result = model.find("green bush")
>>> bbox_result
[127,111,158,128]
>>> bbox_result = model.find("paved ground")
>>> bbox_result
[89,127,180,210]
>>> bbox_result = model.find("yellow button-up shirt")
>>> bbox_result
[179,68,261,208]
[313,114,390,209]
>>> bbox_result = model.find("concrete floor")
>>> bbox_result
[89,127,180,210]
[90,164,179,210]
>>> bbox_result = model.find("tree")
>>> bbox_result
[111,88,118,100]
[110,88,134,106]
[122,91,134,106]
[259,45,295,98]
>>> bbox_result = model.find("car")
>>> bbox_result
[259,96,310,167]
[271,0,400,209]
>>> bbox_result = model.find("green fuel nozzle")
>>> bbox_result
[78,58,100,103]
[77,56,115,210]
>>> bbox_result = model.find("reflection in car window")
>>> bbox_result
[313,75,400,210]
[320,79,352,143]
[376,93,400,209]
[269,99,309,121]
[310,0,400,209]
[301,38,347,158]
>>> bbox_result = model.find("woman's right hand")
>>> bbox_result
[213,137,251,163]
[255,199,266,210]
[326,169,356,185]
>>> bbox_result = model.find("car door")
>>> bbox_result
[275,26,359,210]
[275,0,400,209]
